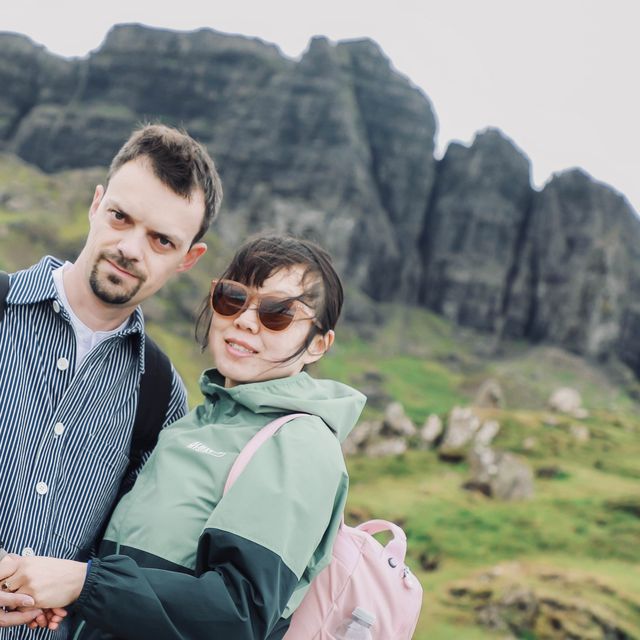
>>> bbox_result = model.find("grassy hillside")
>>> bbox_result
[311,308,640,638]
[2,154,639,638]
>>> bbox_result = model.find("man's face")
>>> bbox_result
[80,158,207,309]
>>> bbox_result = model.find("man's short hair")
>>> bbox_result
[108,124,223,244]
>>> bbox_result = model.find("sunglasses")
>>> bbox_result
[210,279,318,332]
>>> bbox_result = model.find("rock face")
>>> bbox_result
[2,25,640,374]
[502,170,640,366]
[420,129,533,332]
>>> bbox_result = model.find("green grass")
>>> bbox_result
[345,449,640,639]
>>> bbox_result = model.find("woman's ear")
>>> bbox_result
[304,330,335,364]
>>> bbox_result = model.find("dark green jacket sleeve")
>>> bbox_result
[75,529,297,640]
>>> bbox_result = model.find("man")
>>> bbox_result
[0,124,223,637]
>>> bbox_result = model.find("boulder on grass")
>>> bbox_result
[381,402,417,437]
[548,387,588,418]
[473,378,505,408]
[468,447,534,500]
[439,407,482,461]
[419,414,443,448]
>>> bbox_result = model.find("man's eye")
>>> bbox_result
[156,236,173,248]
[111,210,126,221]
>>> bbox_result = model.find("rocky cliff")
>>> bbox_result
[1,24,639,373]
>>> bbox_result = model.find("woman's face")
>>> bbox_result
[208,265,333,388]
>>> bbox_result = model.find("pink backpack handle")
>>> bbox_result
[224,413,307,494]
[356,519,408,564]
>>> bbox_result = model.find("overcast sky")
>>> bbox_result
[3,0,639,213]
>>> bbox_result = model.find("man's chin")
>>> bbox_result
[90,277,140,306]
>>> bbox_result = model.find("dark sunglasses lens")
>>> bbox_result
[212,282,247,316]
[259,298,296,331]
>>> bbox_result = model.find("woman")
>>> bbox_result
[0,234,365,639]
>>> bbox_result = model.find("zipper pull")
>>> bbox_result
[402,566,416,589]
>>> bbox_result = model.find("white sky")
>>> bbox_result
[3,0,639,213]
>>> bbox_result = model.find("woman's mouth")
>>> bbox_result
[225,339,258,355]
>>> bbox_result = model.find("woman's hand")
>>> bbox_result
[27,607,68,631]
[0,556,86,609]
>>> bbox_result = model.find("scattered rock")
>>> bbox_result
[548,387,587,418]
[351,420,382,447]
[569,423,590,443]
[468,448,534,500]
[341,420,382,456]
[439,407,482,461]
[522,436,538,451]
[419,414,443,448]
[365,438,407,458]
[476,420,501,447]
[473,378,505,408]
[439,407,502,461]
[381,402,417,437]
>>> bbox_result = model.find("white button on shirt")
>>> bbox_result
[57,357,69,371]
[54,422,65,436]
[36,481,49,495]
[52,300,61,313]
[22,547,35,557]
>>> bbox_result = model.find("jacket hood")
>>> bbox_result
[199,370,366,442]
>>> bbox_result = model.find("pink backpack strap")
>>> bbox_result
[356,519,408,563]
[223,413,307,494]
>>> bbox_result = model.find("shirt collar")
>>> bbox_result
[8,255,146,372]
[7,255,61,306]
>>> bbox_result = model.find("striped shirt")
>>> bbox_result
[0,256,188,640]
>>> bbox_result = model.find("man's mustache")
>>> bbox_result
[100,252,146,281]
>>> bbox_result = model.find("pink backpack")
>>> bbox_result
[224,414,424,639]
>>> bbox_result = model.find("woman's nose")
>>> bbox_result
[233,306,260,333]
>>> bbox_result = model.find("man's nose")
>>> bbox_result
[116,230,145,262]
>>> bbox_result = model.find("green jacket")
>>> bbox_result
[73,370,366,640]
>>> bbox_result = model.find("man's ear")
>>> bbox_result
[304,330,335,364]
[177,242,207,273]
[88,185,104,219]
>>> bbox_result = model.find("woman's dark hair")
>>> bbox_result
[195,234,343,362]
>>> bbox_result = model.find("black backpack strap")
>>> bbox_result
[117,334,172,499]
[0,271,9,322]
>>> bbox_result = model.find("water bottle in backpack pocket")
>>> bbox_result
[332,607,375,639]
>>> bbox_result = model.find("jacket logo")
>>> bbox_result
[186,441,226,457]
